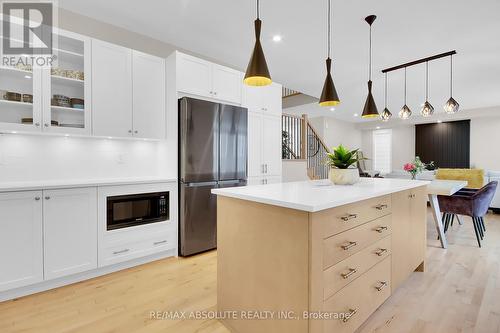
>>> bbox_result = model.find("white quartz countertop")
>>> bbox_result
[0,177,177,192]
[212,178,430,212]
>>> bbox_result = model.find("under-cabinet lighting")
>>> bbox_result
[272,35,282,42]
[437,120,442,123]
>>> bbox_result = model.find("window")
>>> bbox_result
[373,129,392,174]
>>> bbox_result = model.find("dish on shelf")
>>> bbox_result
[51,68,84,81]
[15,64,32,72]
[22,94,33,103]
[52,94,71,107]
[70,98,84,108]
[4,92,21,102]
[59,123,84,128]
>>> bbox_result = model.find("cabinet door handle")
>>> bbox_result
[341,268,357,279]
[340,213,357,222]
[45,196,51,200]
[128,130,132,133]
[214,92,217,96]
[113,249,130,255]
[134,130,138,134]
[261,164,265,174]
[153,240,167,246]
[342,308,358,323]
[35,123,40,127]
[265,164,268,174]
[341,241,357,251]
[35,197,40,201]
[375,248,388,257]
[44,123,49,127]
[375,204,388,210]
[374,226,388,233]
[375,281,388,292]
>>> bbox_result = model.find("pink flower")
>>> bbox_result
[403,163,416,172]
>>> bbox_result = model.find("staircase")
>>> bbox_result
[281,113,331,180]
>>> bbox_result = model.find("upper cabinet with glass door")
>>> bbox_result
[42,29,91,135]
[0,17,42,132]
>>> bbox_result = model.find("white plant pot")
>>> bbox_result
[329,168,360,185]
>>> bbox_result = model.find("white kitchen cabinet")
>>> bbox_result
[176,52,242,104]
[43,187,98,280]
[248,112,282,179]
[43,30,92,135]
[92,40,133,137]
[0,191,43,292]
[242,82,282,116]
[132,51,166,139]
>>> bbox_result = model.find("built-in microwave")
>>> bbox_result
[107,192,169,231]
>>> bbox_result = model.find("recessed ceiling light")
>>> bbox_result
[272,35,282,42]
[376,126,381,129]
[353,113,359,117]
[12,131,17,134]
[330,107,335,111]
[437,120,442,123]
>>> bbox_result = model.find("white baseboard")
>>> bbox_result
[0,249,176,303]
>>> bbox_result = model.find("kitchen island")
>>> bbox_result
[212,178,429,333]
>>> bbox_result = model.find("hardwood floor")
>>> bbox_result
[1,209,500,333]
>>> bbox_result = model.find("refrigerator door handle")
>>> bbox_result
[183,181,218,187]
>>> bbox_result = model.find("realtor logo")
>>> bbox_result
[2,1,53,55]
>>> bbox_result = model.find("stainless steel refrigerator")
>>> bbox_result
[179,97,247,256]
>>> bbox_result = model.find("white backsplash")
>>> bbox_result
[0,134,175,182]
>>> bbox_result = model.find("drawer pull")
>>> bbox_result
[113,249,130,255]
[375,248,388,257]
[342,308,358,323]
[375,204,388,210]
[341,268,357,279]
[154,240,167,246]
[374,226,388,233]
[341,241,357,251]
[375,281,388,292]
[340,213,358,222]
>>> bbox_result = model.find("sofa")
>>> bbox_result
[385,169,500,213]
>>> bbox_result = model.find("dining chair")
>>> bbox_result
[438,181,498,247]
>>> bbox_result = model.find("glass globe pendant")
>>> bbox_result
[420,62,434,117]
[399,67,412,120]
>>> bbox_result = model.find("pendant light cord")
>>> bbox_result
[327,0,331,59]
[384,72,387,107]
[404,67,407,104]
[369,23,372,80]
[450,54,453,97]
[256,0,260,19]
[425,62,429,100]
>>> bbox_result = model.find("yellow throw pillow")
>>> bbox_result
[435,168,484,189]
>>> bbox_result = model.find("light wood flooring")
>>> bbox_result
[1,209,500,333]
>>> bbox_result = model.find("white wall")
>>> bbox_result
[308,116,362,151]
[0,135,171,182]
[471,116,500,170]
[282,160,308,182]
[362,126,415,172]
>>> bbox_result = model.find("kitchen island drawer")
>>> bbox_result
[323,256,391,333]
[312,195,391,239]
[323,235,391,300]
[323,215,391,269]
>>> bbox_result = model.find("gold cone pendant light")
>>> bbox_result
[420,62,434,117]
[444,54,459,114]
[381,72,392,121]
[319,0,340,106]
[244,0,272,86]
[362,15,379,118]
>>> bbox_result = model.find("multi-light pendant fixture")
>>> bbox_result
[420,62,434,117]
[244,0,272,86]
[381,50,458,121]
[319,0,340,107]
[361,15,379,118]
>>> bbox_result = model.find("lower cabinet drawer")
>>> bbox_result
[323,236,391,300]
[100,232,175,267]
[323,215,392,269]
[323,256,391,333]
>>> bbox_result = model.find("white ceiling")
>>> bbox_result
[58,0,500,123]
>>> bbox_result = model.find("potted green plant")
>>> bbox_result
[326,145,365,185]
